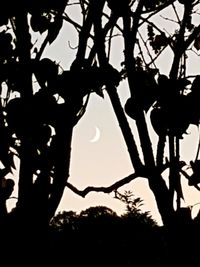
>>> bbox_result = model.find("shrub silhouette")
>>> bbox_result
[49,196,169,267]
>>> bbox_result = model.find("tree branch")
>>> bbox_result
[66,172,141,197]
[66,159,171,198]
[184,24,200,50]
[170,3,194,79]
[106,86,144,170]
[70,0,96,69]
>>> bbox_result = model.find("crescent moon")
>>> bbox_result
[90,127,101,143]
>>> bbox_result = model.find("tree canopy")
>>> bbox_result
[0,2,200,261]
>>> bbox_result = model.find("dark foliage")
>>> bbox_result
[49,205,167,267]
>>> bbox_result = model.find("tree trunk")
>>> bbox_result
[122,7,175,226]
[14,12,33,216]
[47,125,73,220]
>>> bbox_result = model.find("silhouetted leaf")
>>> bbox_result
[124,69,159,120]
[130,69,159,112]
[30,13,51,33]
[100,64,121,87]
[33,89,58,125]
[150,32,169,53]
[6,98,26,135]
[32,124,52,150]
[150,107,168,136]
[58,64,120,102]
[6,62,33,93]
[33,58,59,91]
[124,98,138,120]
[0,31,13,62]
[47,16,63,44]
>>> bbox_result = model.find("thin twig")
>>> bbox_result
[172,2,181,24]
[107,25,114,59]
[160,15,179,25]
[137,31,157,69]
[147,45,168,68]
[170,4,195,79]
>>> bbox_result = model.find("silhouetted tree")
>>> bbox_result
[49,202,167,267]
[0,0,200,264]
[114,190,157,226]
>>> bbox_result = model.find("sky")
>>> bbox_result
[7,1,200,226]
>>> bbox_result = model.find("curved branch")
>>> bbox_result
[66,172,141,197]
[66,160,172,197]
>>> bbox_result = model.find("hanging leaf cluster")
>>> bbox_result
[124,68,159,120]
[147,26,169,54]
[150,75,200,138]
[29,0,68,44]
[58,63,121,101]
